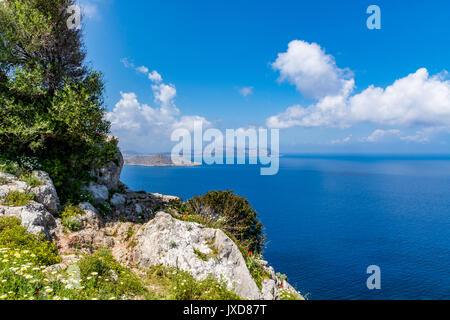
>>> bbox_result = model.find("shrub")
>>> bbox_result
[0,176,8,185]
[0,217,60,266]
[146,266,241,300]
[61,205,84,218]
[0,158,19,175]
[279,289,303,300]
[276,272,288,282]
[0,246,146,300]
[96,202,112,217]
[19,172,43,188]
[0,217,21,232]
[245,252,270,290]
[60,205,84,231]
[77,248,146,299]
[78,190,94,204]
[61,216,82,232]
[184,190,264,253]
[0,156,41,176]
[2,191,35,207]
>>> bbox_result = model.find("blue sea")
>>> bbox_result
[121,155,450,300]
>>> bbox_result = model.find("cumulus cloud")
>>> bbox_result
[349,69,450,126]
[107,66,211,151]
[267,40,450,136]
[272,40,354,99]
[148,70,163,83]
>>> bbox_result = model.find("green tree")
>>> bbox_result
[0,0,116,203]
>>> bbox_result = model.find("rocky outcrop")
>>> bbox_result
[0,148,303,300]
[0,172,57,237]
[85,182,109,204]
[31,171,60,214]
[104,185,181,223]
[0,173,28,197]
[0,201,56,237]
[133,212,261,299]
[91,145,124,191]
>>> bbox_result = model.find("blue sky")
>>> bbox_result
[79,0,450,154]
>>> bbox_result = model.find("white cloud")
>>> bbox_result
[107,67,211,150]
[349,69,450,126]
[239,86,254,97]
[272,40,354,99]
[267,40,450,137]
[136,66,149,74]
[361,129,401,143]
[400,127,449,143]
[152,83,178,111]
[148,70,163,83]
[173,116,211,132]
[331,135,352,144]
[120,59,164,85]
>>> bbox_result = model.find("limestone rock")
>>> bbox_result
[31,171,60,214]
[78,202,104,229]
[85,182,109,204]
[0,172,28,198]
[92,148,123,190]
[261,279,278,300]
[133,212,261,300]
[0,201,56,237]
[110,193,126,207]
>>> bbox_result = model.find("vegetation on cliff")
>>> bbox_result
[0,0,117,204]
[0,217,241,300]
[182,190,265,254]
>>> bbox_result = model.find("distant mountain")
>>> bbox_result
[124,154,201,167]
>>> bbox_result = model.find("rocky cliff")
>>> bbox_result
[0,149,303,300]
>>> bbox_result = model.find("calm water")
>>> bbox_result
[121,155,450,300]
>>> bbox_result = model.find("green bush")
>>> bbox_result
[2,190,35,207]
[19,172,43,188]
[77,248,146,299]
[0,217,21,232]
[61,205,84,218]
[60,205,84,231]
[184,190,265,253]
[0,157,19,175]
[0,176,8,185]
[279,289,303,300]
[245,253,271,290]
[0,217,60,266]
[61,216,82,232]
[78,190,94,204]
[96,201,112,217]
[146,266,241,300]
[0,246,146,300]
